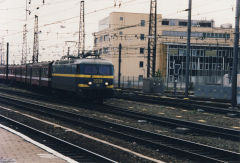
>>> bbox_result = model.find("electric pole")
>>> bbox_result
[231,0,240,107]
[33,15,39,63]
[1,38,5,65]
[22,24,28,64]
[118,43,122,88]
[0,39,2,65]
[185,0,192,98]
[67,47,70,58]
[22,0,28,65]
[6,43,9,82]
[78,0,85,57]
[147,0,157,78]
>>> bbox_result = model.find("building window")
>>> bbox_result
[99,49,102,55]
[199,22,212,27]
[119,31,123,35]
[226,34,230,39]
[94,38,98,44]
[104,35,109,41]
[140,20,145,26]
[139,61,144,68]
[120,17,123,21]
[103,47,109,54]
[140,48,144,54]
[179,21,188,26]
[140,34,145,40]
[138,75,143,81]
[205,64,209,70]
[162,20,169,25]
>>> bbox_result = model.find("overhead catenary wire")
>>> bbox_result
[0,0,235,64]
[1,1,234,39]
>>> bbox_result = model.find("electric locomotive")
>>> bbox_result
[0,57,114,102]
[52,58,114,100]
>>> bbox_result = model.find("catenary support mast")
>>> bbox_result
[231,0,240,107]
[22,0,28,64]
[78,0,85,57]
[32,15,39,63]
[147,0,157,78]
[184,0,192,98]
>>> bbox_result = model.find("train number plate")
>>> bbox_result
[93,79,103,84]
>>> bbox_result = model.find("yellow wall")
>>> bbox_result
[93,12,233,78]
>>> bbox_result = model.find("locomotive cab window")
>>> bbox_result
[80,64,113,75]
[80,64,98,75]
[99,65,113,75]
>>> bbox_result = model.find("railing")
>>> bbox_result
[114,73,232,94]
[114,76,143,89]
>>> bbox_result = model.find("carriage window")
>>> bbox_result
[42,68,48,77]
[22,69,26,75]
[99,65,113,75]
[32,68,39,77]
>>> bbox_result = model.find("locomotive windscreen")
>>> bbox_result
[80,64,113,75]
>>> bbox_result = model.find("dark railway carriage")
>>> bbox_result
[0,65,15,81]
[29,62,52,87]
[26,64,32,85]
[15,65,25,83]
[8,65,15,81]
[52,58,114,99]
[0,62,52,87]
[0,65,5,81]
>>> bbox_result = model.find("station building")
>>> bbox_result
[93,12,235,85]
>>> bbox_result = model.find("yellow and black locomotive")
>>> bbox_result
[52,58,114,100]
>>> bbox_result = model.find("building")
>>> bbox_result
[93,12,235,85]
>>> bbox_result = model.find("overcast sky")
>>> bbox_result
[0,0,236,64]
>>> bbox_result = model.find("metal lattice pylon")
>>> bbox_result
[0,40,3,65]
[147,0,157,78]
[1,38,5,65]
[78,0,85,57]
[33,15,39,63]
[22,24,28,64]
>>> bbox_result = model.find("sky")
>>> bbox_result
[0,0,236,64]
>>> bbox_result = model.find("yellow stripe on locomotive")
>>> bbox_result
[52,73,114,89]
[52,73,114,79]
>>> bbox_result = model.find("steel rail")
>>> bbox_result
[115,91,240,116]
[0,90,239,141]
[0,115,117,163]
[0,95,239,163]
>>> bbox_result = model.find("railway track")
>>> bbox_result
[95,104,240,141]
[120,88,230,105]
[0,89,239,141]
[0,115,116,163]
[0,86,238,116]
[0,94,239,163]
[115,90,240,116]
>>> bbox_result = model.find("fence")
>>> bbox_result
[114,76,143,89]
[114,73,235,94]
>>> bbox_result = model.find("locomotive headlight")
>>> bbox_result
[105,82,109,86]
[88,81,93,85]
